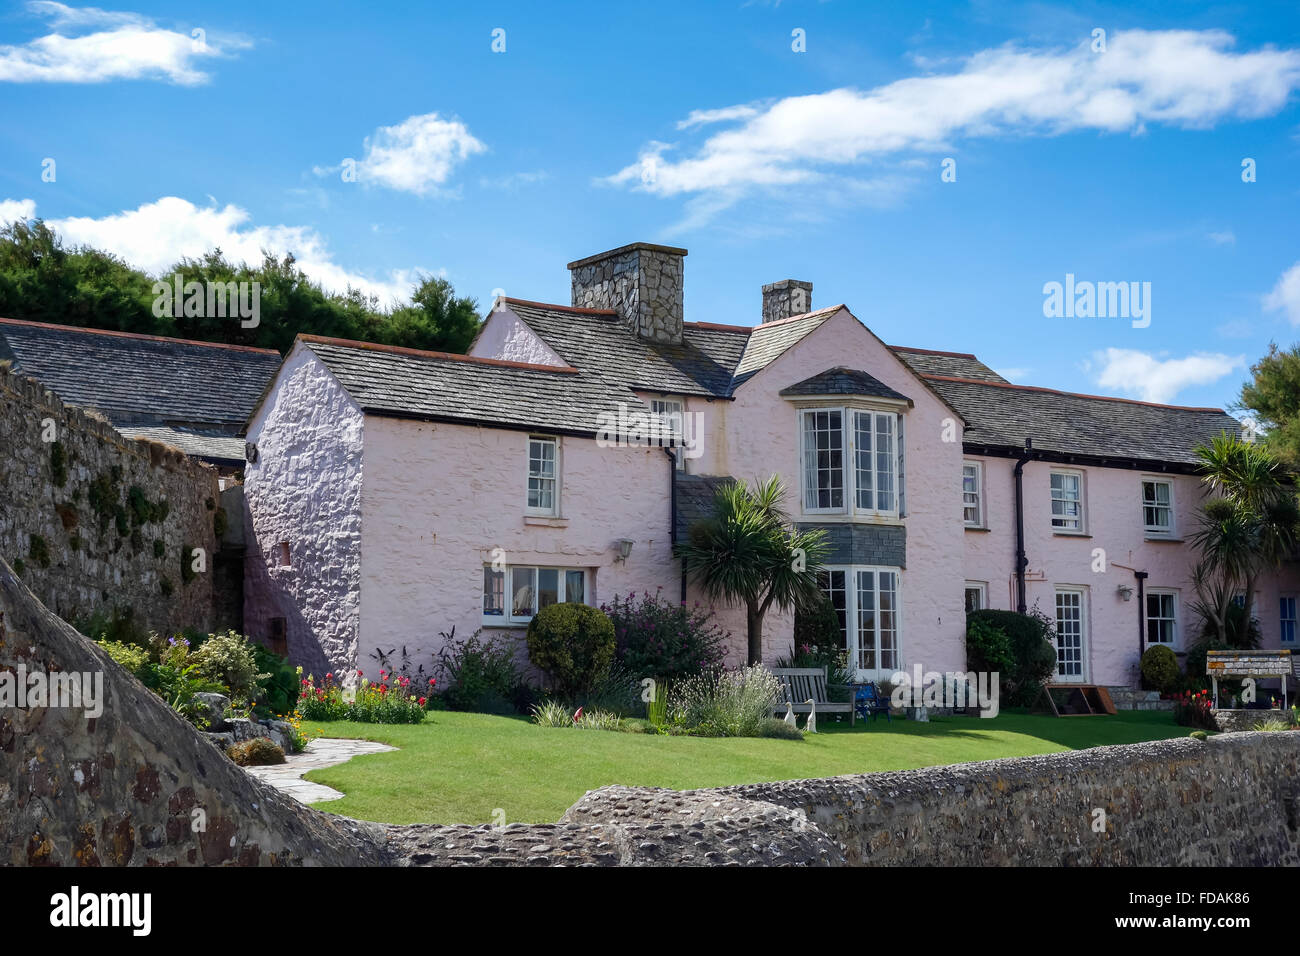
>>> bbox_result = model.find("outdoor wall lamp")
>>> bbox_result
[616,539,635,563]
[1117,584,1134,602]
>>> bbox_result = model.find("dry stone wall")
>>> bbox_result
[0,364,219,636]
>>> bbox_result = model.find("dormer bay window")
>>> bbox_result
[799,406,906,519]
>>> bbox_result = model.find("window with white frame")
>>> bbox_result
[962,462,983,527]
[816,566,901,674]
[1142,479,1174,536]
[1050,470,1085,532]
[800,407,902,517]
[1145,590,1177,646]
[964,582,987,613]
[651,399,686,470]
[527,436,559,515]
[483,564,588,623]
[1282,597,1296,644]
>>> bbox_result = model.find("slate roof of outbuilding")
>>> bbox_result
[779,367,912,404]
[674,474,737,540]
[300,335,642,437]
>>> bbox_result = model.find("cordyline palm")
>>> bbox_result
[1191,434,1300,643]
[676,476,829,665]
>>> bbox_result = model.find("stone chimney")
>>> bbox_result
[568,242,687,344]
[762,279,813,323]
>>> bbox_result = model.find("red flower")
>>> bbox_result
[418,697,427,706]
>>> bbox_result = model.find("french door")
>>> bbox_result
[819,567,901,682]
[1053,588,1087,682]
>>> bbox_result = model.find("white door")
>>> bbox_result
[1054,589,1087,682]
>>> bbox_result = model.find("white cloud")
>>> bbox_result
[1091,347,1244,404]
[0,199,38,224]
[8,196,422,304]
[321,112,486,197]
[478,170,548,191]
[1207,230,1236,245]
[1264,261,1300,325]
[993,367,1030,381]
[607,29,1300,219]
[0,2,250,85]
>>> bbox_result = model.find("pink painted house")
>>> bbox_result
[242,241,1299,692]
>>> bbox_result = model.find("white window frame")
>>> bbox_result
[964,581,987,613]
[483,564,589,625]
[651,399,686,470]
[1281,596,1297,644]
[799,405,903,519]
[1053,586,1088,682]
[526,435,560,516]
[1141,477,1175,537]
[1145,589,1178,648]
[817,564,902,679]
[962,461,983,528]
[1050,469,1086,534]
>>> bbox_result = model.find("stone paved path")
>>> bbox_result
[243,737,397,804]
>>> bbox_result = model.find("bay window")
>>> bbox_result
[817,566,901,676]
[801,406,904,517]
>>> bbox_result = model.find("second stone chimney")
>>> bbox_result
[568,242,686,344]
[762,279,813,323]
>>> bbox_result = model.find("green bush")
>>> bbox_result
[1140,644,1180,694]
[252,644,299,716]
[757,717,804,740]
[793,591,842,652]
[191,631,269,703]
[96,639,149,676]
[965,617,1016,677]
[226,737,286,766]
[526,603,616,699]
[434,627,531,714]
[966,607,1057,707]
[668,665,781,737]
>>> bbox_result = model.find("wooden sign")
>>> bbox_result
[1206,649,1292,678]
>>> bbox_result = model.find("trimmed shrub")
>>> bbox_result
[966,608,1057,707]
[526,603,616,699]
[1140,644,1180,694]
[757,717,804,740]
[603,590,726,685]
[965,617,1016,677]
[226,737,286,766]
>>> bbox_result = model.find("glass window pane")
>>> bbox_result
[875,414,894,511]
[511,567,536,618]
[538,568,560,609]
[854,412,873,510]
[565,570,586,604]
[483,568,505,616]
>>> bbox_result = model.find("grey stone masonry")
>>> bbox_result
[568,242,687,344]
[800,522,906,568]
[762,279,813,323]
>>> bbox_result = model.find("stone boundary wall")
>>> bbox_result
[0,364,219,636]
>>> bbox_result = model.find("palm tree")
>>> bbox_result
[676,476,830,665]
[1190,434,1300,642]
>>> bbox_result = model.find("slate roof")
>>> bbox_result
[0,317,282,463]
[889,346,1008,384]
[674,474,737,540]
[924,376,1241,467]
[300,336,643,437]
[115,426,248,465]
[779,367,911,403]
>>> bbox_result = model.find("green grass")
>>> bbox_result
[300,709,1186,825]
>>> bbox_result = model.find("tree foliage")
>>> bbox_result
[0,219,481,354]
[1237,342,1300,467]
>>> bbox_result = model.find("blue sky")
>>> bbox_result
[2,0,1299,412]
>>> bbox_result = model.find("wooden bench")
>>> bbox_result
[771,666,855,726]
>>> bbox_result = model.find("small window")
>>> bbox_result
[485,564,589,624]
[278,541,291,567]
[527,436,559,515]
[1282,597,1296,644]
[1142,479,1174,535]
[651,399,686,470]
[1146,591,1177,646]
[1050,470,1084,532]
[962,462,983,527]
[964,582,987,613]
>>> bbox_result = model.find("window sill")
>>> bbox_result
[481,621,529,629]
[800,513,904,526]
[1144,534,1182,543]
[964,525,990,533]
[524,515,569,528]
[1052,531,1091,538]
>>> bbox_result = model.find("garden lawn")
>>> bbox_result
[301,710,1185,825]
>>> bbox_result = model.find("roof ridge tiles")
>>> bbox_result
[922,373,1229,414]
[502,297,617,316]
